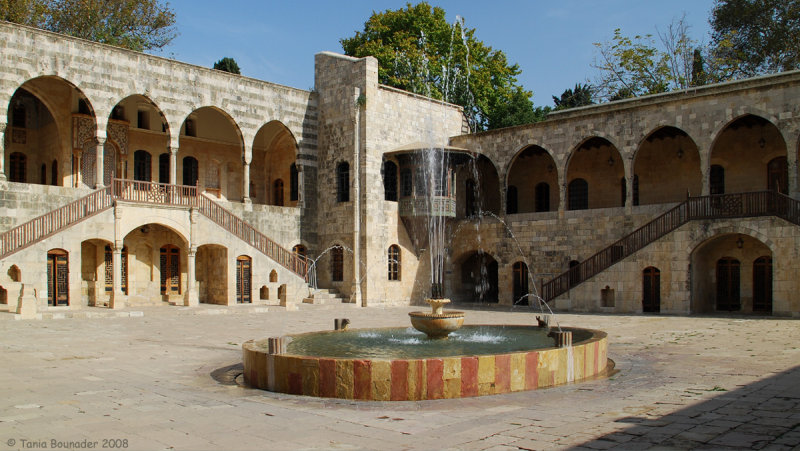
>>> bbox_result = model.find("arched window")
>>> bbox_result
[506,185,518,214]
[568,178,588,210]
[512,261,529,305]
[134,150,152,182]
[40,163,46,185]
[158,153,170,184]
[642,266,660,313]
[290,163,299,201]
[388,244,401,281]
[400,169,413,197]
[710,165,725,195]
[273,179,284,206]
[383,161,398,201]
[182,156,199,186]
[633,174,639,206]
[337,162,349,202]
[9,152,26,183]
[331,246,344,282]
[535,182,550,212]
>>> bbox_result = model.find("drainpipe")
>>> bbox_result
[351,87,363,306]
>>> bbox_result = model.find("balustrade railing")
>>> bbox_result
[542,190,800,301]
[0,185,113,259]
[0,179,308,279]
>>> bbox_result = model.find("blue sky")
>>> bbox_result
[160,1,716,106]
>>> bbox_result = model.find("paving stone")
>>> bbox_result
[1,310,799,450]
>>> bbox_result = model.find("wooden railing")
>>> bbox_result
[195,193,308,278]
[542,190,800,301]
[113,179,197,206]
[0,179,308,279]
[0,186,113,259]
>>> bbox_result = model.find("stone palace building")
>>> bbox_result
[2,21,799,318]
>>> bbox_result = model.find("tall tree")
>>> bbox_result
[592,16,705,101]
[553,83,594,110]
[710,0,800,77]
[213,57,241,75]
[0,0,177,52]
[340,2,533,131]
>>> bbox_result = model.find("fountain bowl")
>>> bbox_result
[408,298,464,339]
[408,311,464,339]
[242,325,609,401]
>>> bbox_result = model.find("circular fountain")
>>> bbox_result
[242,322,608,400]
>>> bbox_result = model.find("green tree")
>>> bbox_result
[340,2,533,131]
[592,16,706,101]
[553,83,594,110]
[213,57,241,75]
[710,0,800,77]
[0,0,177,52]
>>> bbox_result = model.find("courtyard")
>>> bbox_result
[1,305,798,450]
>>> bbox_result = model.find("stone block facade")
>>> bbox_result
[1,22,799,317]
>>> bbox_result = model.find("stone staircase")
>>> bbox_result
[302,288,352,305]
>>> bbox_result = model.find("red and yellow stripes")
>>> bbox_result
[243,328,608,401]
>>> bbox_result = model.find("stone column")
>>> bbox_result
[72,149,82,187]
[169,146,178,185]
[109,246,124,309]
[0,122,7,183]
[185,208,199,306]
[558,183,567,219]
[242,151,252,204]
[95,136,106,188]
[185,247,199,307]
[351,88,363,306]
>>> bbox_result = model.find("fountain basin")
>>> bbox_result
[242,325,608,401]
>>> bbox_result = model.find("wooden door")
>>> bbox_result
[236,256,252,304]
[752,256,772,313]
[642,267,660,313]
[160,245,181,294]
[47,249,69,306]
[716,257,740,311]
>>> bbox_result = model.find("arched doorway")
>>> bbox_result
[236,256,252,304]
[566,137,624,209]
[47,249,69,306]
[634,126,702,203]
[506,145,559,213]
[642,266,660,313]
[710,115,786,194]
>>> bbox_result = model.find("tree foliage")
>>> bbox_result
[340,2,533,131]
[553,83,594,110]
[592,15,705,101]
[710,0,800,77]
[0,0,177,52]
[213,57,241,74]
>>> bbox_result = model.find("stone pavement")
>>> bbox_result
[0,304,798,451]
